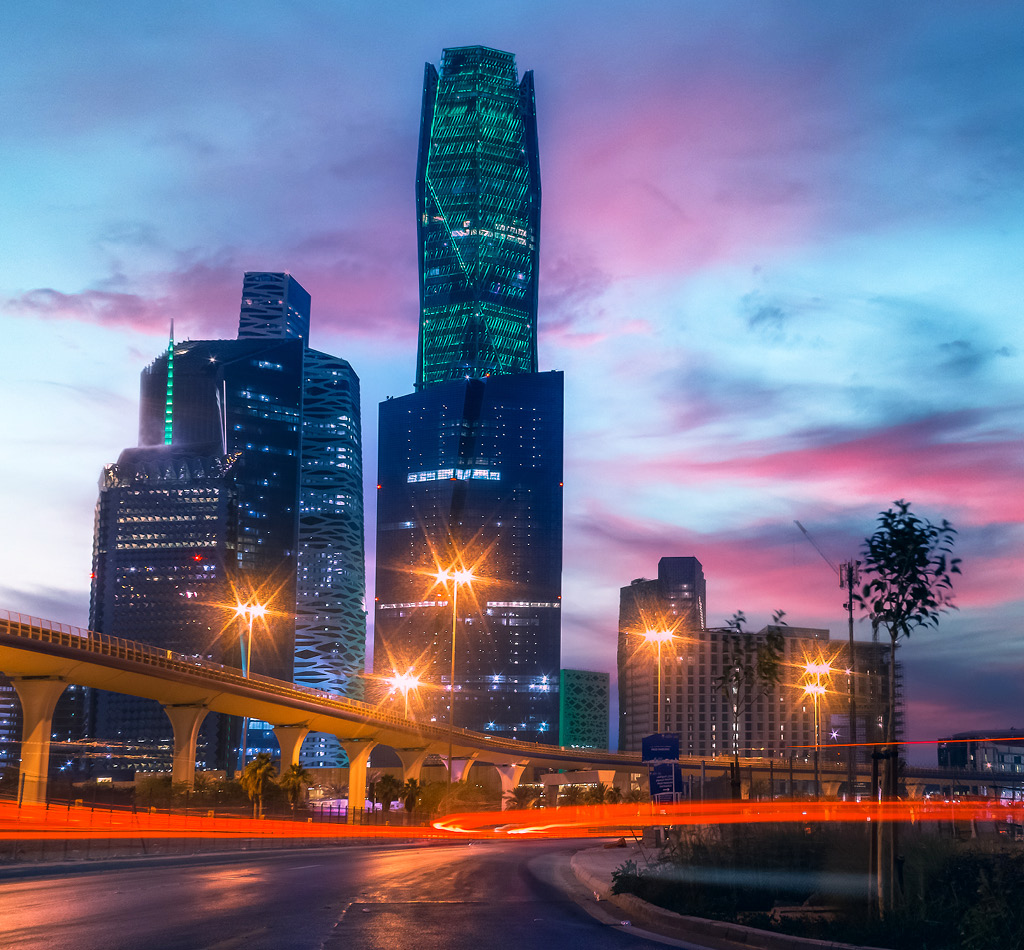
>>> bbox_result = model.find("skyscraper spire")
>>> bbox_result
[415,46,541,389]
[164,319,174,445]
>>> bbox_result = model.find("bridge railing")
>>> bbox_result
[0,609,642,765]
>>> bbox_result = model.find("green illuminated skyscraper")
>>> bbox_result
[415,46,540,389]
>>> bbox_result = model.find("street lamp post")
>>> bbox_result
[235,602,267,770]
[643,629,674,733]
[802,661,831,799]
[387,670,421,720]
[435,567,474,792]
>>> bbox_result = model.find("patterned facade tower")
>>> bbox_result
[559,669,610,750]
[238,272,311,342]
[416,46,541,389]
[295,349,366,766]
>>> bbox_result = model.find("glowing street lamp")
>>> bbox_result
[802,660,832,799]
[435,566,474,790]
[235,601,267,768]
[386,670,421,720]
[643,629,674,733]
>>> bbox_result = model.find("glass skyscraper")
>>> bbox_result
[374,47,562,743]
[86,274,366,773]
[416,46,541,389]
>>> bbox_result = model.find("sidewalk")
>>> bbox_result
[570,844,888,950]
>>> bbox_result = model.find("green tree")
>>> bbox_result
[502,784,539,810]
[559,784,586,806]
[856,499,959,914]
[373,773,404,813]
[858,500,960,754]
[714,611,784,799]
[278,763,312,812]
[401,778,424,816]
[240,752,277,818]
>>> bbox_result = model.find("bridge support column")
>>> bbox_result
[449,752,478,784]
[10,677,67,805]
[162,704,209,788]
[340,739,377,821]
[494,761,530,804]
[273,725,310,769]
[395,747,432,784]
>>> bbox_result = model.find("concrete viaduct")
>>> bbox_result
[2,611,1011,808]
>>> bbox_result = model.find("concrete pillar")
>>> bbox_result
[494,761,530,799]
[273,725,310,769]
[340,739,377,820]
[395,747,431,784]
[449,752,478,784]
[162,704,209,788]
[10,677,67,805]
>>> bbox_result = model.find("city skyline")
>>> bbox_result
[2,3,1022,762]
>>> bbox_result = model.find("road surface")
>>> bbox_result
[0,840,690,950]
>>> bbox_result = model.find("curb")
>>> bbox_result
[570,850,888,950]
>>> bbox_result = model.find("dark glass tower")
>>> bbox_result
[416,46,541,389]
[85,274,366,773]
[374,47,561,743]
[139,337,305,683]
[88,444,241,774]
[375,372,563,739]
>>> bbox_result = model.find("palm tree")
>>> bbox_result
[401,778,424,817]
[559,784,585,807]
[240,752,277,818]
[279,763,312,812]
[503,785,538,810]
[586,782,610,805]
[374,773,404,813]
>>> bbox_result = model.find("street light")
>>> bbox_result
[386,670,421,720]
[434,566,474,791]
[643,629,674,733]
[234,601,267,769]
[802,660,832,799]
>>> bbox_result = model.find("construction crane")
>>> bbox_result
[794,520,861,794]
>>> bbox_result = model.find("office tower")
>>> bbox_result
[559,669,610,750]
[85,273,365,772]
[294,349,366,766]
[238,272,311,342]
[139,336,305,684]
[87,444,241,774]
[416,46,541,389]
[375,371,563,740]
[374,46,561,743]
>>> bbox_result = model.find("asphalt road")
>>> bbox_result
[0,841,684,950]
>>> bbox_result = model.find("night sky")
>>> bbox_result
[2,1,1021,761]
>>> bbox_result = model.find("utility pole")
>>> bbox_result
[794,521,860,797]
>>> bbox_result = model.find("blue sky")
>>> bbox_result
[2,1,1022,760]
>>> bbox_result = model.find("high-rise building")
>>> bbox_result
[559,669,610,750]
[238,271,311,342]
[86,274,366,772]
[416,46,541,389]
[375,371,563,740]
[374,47,562,743]
[87,444,241,774]
[617,557,897,768]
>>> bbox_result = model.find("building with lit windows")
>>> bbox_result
[85,273,366,772]
[617,558,897,767]
[938,731,1024,776]
[559,669,610,750]
[415,45,540,389]
[374,47,562,743]
[374,371,563,740]
[87,444,241,774]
